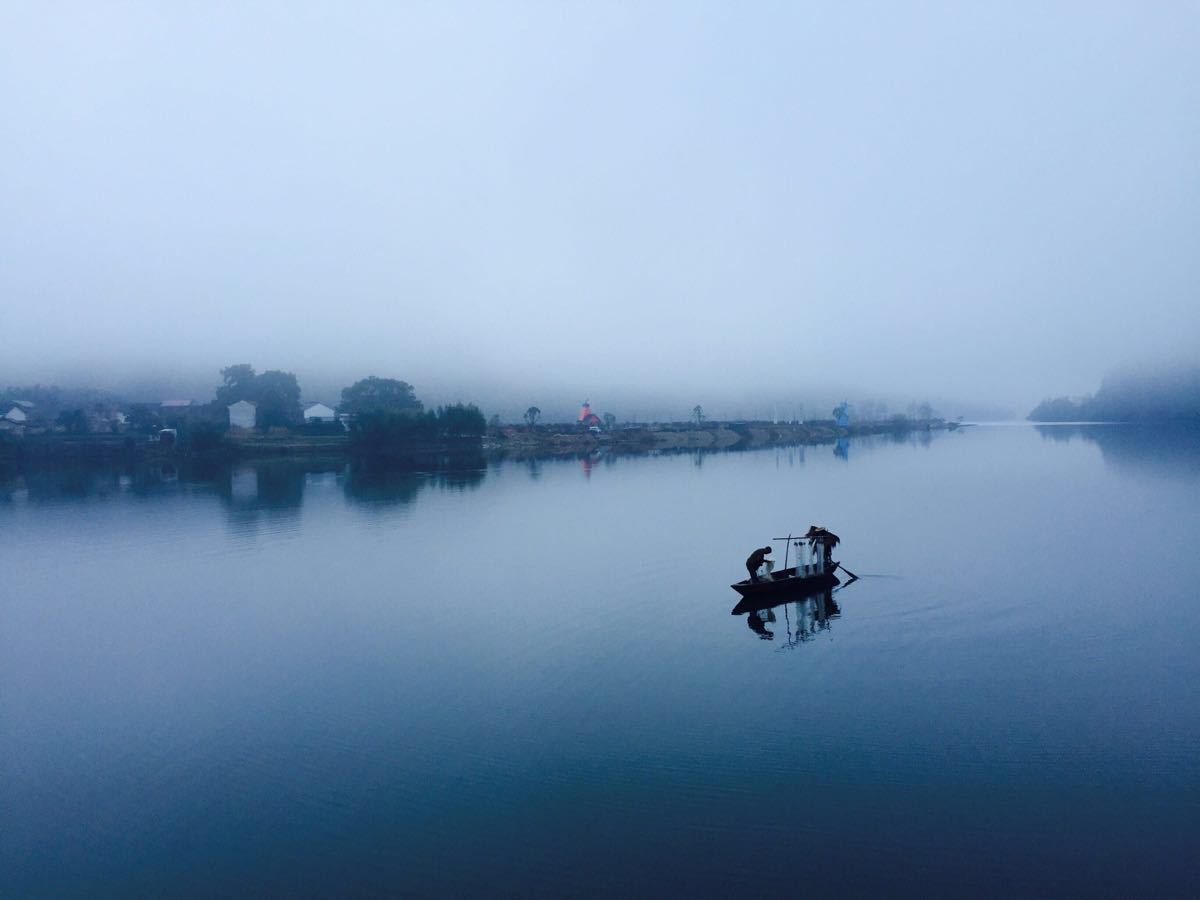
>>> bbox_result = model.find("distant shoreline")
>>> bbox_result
[485,418,958,458]
[0,418,958,467]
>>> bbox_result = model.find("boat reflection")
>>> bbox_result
[731,584,844,647]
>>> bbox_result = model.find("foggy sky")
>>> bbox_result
[2,1,1198,419]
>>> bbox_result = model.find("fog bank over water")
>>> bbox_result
[3,2,1198,412]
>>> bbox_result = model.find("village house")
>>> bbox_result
[303,403,337,423]
[227,399,257,429]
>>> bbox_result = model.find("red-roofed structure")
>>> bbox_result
[577,401,602,427]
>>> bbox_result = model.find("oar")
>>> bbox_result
[836,562,860,581]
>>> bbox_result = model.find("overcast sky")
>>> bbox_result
[2,1,1197,418]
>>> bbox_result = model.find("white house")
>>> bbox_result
[227,400,257,429]
[303,403,337,423]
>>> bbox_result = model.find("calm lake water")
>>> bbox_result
[3,424,1198,896]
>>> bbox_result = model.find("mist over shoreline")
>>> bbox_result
[4,3,1197,421]
[1,361,1016,423]
[1030,362,1200,423]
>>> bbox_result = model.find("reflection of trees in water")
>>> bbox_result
[250,464,306,509]
[0,455,489,512]
[518,452,627,482]
[833,430,935,459]
[210,462,316,534]
[499,430,944,478]
[441,467,486,492]
[1036,426,1076,444]
[1,464,138,503]
[343,458,486,506]
[1035,424,1200,482]
[343,464,425,506]
[0,461,233,503]
[774,446,805,469]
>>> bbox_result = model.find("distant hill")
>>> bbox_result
[1029,366,1200,423]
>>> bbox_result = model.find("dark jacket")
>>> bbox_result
[746,547,772,570]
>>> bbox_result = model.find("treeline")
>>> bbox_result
[348,405,486,450]
[1029,366,1200,423]
[3,366,487,452]
[1,385,118,422]
[337,374,485,450]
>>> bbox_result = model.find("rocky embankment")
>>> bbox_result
[485,419,953,457]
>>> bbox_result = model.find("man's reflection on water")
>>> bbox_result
[732,586,842,648]
[746,608,775,640]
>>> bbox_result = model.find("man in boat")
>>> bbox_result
[745,545,773,583]
[805,525,840,568]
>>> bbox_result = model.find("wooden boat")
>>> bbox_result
[731,528,855,598]
[730,564,840,599]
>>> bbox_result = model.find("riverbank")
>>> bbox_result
[486,418,956,457]
[0,418,955,466]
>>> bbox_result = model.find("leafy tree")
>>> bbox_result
[255,370,302,429]
[603,412,617,429]
[214,365,302,429]
[216,364,257,405]
[1028,396,1091,422]
[349,410,433,452]
[524,406,541,427]
[185,419,228,451]
[340,377,423,417]
[437,403,486,437]
[692,404,704,425]
[349,402,488,452]
[488,414,502,431]
[3,384,117,424]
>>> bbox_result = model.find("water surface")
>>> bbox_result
[2,425,1198,895]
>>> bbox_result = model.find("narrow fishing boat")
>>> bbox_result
[730,526,857,598]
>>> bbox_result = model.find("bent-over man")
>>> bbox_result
[745,546,773,583]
